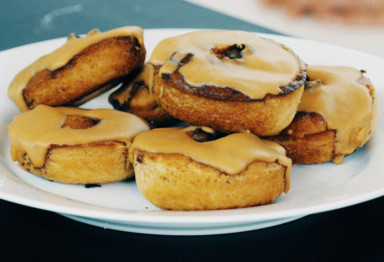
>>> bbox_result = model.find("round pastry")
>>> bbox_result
[8,26,146,112]
[261,0,384,25]
[109,63,176,127]
[148,30,306,136]
[266,65,377,164]
[8,105,150,184]
[129,126,291,210]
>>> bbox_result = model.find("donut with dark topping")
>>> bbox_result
[149,30,306,136]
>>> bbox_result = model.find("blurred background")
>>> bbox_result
[0,0,278,51]
[188,0,384,58]
[1,0,383,58]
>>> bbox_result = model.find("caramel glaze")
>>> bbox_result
[298,65,377,163]
[8,26,144,112]
[8,105,150,168]
[149,30,306,100]
[129,126,292,192]
[109,63,155,108]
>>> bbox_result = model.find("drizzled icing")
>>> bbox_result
[8,26,144,112]
[129,126,291,191]
[109,63,154,105]
[298,65,377,163]
[8,105,149,168]
[149,30,304,99]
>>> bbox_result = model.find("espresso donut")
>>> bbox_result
[267,65,377,164]
[8,105,149,184]
[149,30,306,136]
[109,63,176,127]
[8,26,146,112]
[129,126,291,210]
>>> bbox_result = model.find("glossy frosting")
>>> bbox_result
[298,65,377,163]
[149,30,303,100]
[109,63,154,105]
[8,26,144,112]
[129,126,291,182]
[8,105,149,168]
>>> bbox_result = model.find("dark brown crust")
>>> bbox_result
[266,72,376,164]
[150,46,306,136]
[23,36,145,109]
[109,77,178,127]
[158,54,307,102]
[152,65,305,136]
[109,79,147,111]
[266,112,336,164]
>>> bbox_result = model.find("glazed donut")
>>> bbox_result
[8,105,149,184]
[8,26,146,112]
[266,65,377,164]
[109,63,176,127]
[129,126,291,210]
[149,30,306,136]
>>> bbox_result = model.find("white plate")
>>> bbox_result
[0,29,383,235]
[61,214,305,235]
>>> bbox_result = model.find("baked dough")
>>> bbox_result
[8,105,150,184]
[8,26,146,111]
[149,30,306,136]
[129,126,291,210]
[267,65,377,164]
[109,63,176,127]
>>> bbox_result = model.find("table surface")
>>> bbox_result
[1,1,383,261]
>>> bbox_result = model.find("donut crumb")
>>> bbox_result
[187,127,226,142]
[211,44,245,60]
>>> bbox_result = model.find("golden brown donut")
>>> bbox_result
[266,65,377,164]
[109,63,176,127]
[148,30,306,136]
[8,105,149,184]
[8,26,146,112]
[129,126,291,210]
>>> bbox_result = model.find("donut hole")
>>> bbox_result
[61,115,100,129]
[186,127,226,142]
[211,44,246,60]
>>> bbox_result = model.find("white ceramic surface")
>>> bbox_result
[62,214,305,235]
[0,29,383,235]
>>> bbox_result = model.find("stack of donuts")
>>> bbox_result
[7,27,377,211]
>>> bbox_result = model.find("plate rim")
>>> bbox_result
[0,28,383,228]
